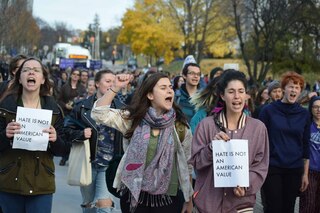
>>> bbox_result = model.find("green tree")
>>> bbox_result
[230,0,307,85]
[273,1,320,75]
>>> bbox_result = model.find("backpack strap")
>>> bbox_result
[175,121,186,143]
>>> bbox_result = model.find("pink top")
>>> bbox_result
[190,116,269,213]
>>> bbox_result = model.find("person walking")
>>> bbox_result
[299,95,320,213]
[259,71,310,213]
[190,70,269,213]
[0,54,27,99]
[58,68,86,166]
[175,55,201,122]
[65,70,125,212]
[91,72,193,213]
[0,57,68,213]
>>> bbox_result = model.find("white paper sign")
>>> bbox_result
[13,107,53,151]
[212,139,249,187]
[223,63,239,70]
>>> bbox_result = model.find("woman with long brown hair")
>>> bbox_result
[91,72,193,213]
[0,57,68,213]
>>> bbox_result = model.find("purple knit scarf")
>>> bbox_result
[121,107,176,207]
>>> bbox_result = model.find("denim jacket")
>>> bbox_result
[64,94,124,162]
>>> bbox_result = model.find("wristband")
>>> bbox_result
[110,88,118,94]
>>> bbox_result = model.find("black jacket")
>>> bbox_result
[64,94,124,162]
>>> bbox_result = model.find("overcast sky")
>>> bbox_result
[33,0,134,30]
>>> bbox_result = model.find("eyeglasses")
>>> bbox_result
[187,71,201,77]
[21,67,42,73]
[312,105,320,110]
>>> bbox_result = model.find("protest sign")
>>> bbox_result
[223,63,239,70]
[13,107,53,151]
[212,139,249,187]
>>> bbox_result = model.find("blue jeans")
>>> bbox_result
[0,192,52,213]
[80,164,113,213]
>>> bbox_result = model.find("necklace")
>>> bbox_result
[22,97,40,109]
[36,98,40,109]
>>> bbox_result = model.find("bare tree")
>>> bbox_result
[0,0,40,55]
[162,0,221,62]
[230,0,305,85]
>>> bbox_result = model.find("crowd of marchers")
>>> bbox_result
[0,54,319,213]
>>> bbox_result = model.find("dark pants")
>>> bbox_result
[120,190,184,213]
[299,169,320,213]
[262,166,303,213]
[0,192,52,213]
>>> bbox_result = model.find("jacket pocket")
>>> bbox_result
[41,162,54,176]
[0,161,16,175]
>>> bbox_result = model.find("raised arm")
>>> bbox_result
[95,74,131,107]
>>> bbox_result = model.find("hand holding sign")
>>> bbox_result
[233,186,246,197]
[6,122,21,138]
[212,139,249,188]
[43,125,57,142]
[13,107,53,151]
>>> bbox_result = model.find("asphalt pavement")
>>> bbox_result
[52,157,121,213]
[52,155,299,213]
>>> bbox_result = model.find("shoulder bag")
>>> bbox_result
[67,139,92,186]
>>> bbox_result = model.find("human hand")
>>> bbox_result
[112,74,131,92]
[83,128,92,139]
[308,92,318,100]
[65,101,73,110]
[300,174,309,192]
[43,125,57,142]
[213,131,230,142]
[233,186,246,197]
[181,200,193,213]
[6,122,21,138]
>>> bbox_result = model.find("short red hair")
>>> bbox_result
[280,71,304,90]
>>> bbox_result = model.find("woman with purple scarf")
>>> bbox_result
[91,72,193,213]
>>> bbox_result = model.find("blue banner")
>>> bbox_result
[59,59,74,69]
[89,60,102,70]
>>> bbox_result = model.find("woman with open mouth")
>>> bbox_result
[0,57,68,213]
[259,71,310,213]
[91,72,193,213]
[190,69,269,213]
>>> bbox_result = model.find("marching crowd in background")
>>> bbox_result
[0,53,319,213]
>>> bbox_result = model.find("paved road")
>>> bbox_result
[52,157,121,213]
[52,156,299,213]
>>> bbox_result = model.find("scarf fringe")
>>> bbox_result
[123,188,172,212]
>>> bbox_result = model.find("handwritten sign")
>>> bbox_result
[13,107,53,151]
[212,139,249,187]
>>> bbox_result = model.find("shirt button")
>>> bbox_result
[224,193,227,196]
[228,131,231,134]
[235,130,237,133]
[29,190,33,194]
